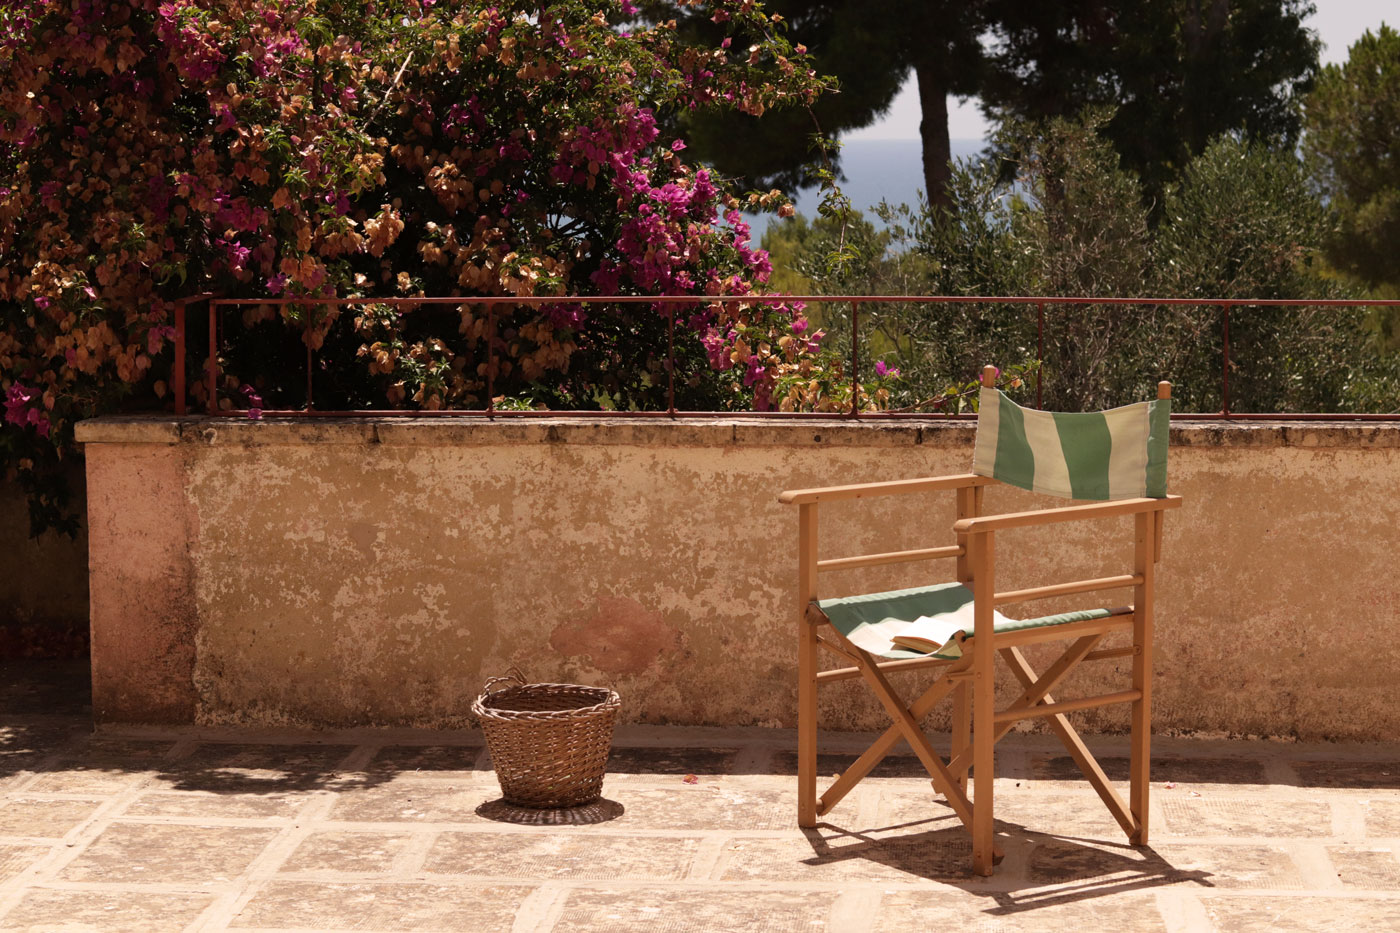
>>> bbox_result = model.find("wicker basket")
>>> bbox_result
[472,669,621,808]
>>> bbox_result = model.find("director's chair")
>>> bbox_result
[778,365,1180,875]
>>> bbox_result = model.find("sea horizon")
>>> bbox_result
[744,137,986,240]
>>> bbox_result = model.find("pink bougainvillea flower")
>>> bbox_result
[147,325,178,356]
[3,383,50,437]
[0,0,834,498]
[240,384,264,420]
[3,384,34,424]
[874,361,901,378]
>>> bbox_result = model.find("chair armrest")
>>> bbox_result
[952,494,1181,534]
[779,473,995,505]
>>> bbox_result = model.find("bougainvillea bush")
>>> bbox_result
[0,0,841,532]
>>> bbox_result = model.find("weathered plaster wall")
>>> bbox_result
[84,438,198,721]
[76,416,1400,740]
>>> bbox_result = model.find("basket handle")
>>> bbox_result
[479,667,526,701]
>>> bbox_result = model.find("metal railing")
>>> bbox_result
[172,293,1400,420]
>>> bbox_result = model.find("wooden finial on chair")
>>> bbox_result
[1158,381,1172,400]
[981,365,997,388]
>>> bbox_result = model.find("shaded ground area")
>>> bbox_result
[1,663,1398,930]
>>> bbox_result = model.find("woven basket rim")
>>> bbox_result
[472,681,620,719]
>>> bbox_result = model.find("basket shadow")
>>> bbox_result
[475,796,625,825]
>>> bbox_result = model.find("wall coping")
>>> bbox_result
[75,414,1400,449]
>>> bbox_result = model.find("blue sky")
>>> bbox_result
[847,2,1390,143]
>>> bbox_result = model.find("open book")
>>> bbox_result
[890,614,968,655]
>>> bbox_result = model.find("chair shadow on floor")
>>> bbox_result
[800,805,1213,915]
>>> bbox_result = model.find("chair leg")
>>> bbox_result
[797,618,819,827]
[970,659,997,876]
[1131,511,1155,846]
[952,680,971,796]
[1130,687,1150,845]
[1130,635,1152,844]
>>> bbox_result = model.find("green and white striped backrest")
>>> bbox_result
[972,388,1170,500]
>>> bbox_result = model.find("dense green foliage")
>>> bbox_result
[983,0,1319,206]
[662,0,1319,210]
[1302,24,1400,292]
[651,0,982,206]
[763,116,1400,414]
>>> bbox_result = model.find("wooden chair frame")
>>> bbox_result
[778,373,1181,876]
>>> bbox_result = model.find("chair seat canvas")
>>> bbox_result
[818,582,1130,660]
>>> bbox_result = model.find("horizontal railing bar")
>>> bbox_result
[818,545,964,572]
[187,293,1400,424]
[994,575,1142,605]
[1171,412,1400,420]
[202,409,974,420]
[206,294,1400,307]
[993,690,1142,724]
[196,408,1400,421]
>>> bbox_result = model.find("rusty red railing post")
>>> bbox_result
[667,302,676,418]
[206,301,218,414]
[1036,300,1045,409]
[173,299,187,416]
[1221,302,1232,418]
[849,300,860,418]
[485,301,495,419]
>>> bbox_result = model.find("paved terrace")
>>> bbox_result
[2,663,1399,932]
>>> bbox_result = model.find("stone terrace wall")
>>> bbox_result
[75,416,1400,740]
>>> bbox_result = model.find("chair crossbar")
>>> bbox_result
[818,545,964,572]
[815,632,863,667]
[816,653,955,684]
[992,689,1142,724]
[995,574,1142,605]
[779,472,993,505]
[1083,646,1136,661]
[986,613,1132,650]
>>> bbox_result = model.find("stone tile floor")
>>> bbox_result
[2,662,1399,931]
